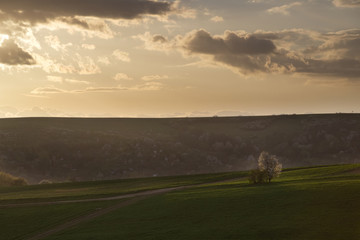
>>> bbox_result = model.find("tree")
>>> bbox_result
[248,169,266,184]
[257,151,282,183]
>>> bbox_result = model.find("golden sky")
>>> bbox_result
[0,0,360,117]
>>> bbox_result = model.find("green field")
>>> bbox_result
[0,171,245,204]
[1,164,360,240]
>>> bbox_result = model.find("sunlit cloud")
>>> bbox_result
[81,44,96,50]
[112,49,131,62]
[31,86,66,94]
[36,18,115,39]
[45,35,72,52]
[46,75,90,84]
[210,16,224,22]
[0,34,9,44]
[97,56,111,65]
[34,53,101,75]
[114,73,133,81]
[30,82,163,95]
[333,0,360,7]
[76,55,102,75]
[34,54,76,74]
[65,78,90,85]
[134,32,173,52]
[267,2,302,15]
[47,75,63,83]
[141,75,169,81]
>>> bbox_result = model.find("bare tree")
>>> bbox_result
[258,151,282,183]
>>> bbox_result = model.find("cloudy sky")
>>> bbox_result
[0,0,359,117]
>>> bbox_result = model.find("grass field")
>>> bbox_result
[0,171,245,204]
[1,164,360,240]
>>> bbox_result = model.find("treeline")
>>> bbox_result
[0,114,359,183]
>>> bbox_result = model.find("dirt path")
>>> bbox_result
[0,186,188,208]
[0,178,242,208]
[26,196,148,240]
[11,178,241,240]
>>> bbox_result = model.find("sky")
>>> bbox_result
[0,0,360,118]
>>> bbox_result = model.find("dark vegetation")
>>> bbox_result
[0,113,359,183]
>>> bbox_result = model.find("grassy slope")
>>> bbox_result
[0,172,245,204]
[43,164,360,240]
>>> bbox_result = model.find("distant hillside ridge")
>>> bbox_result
[0,114,359,183]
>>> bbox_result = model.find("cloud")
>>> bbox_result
[47,75,63,83]
[18,107,52,117]
[31,86,66,94]
[0,39,35,65]
[76,55,102,75]
[134,32,172,52]
[0,0,176,25]
[65,78,90,85]
[112,50,131,62]
[45,35,72,51]
[182,29,276,55]
[37,17,115,39]
[114,73,133,81]
[141,75,169,81]
[34,53,101,74]
[210,16,224,22]
[34,54,77,74]
[333,0,360,7]
[0,106,19,118]
[267,2,302,15]
[30,82,163,95]
[81,44,96,50]
[98,56,110,65]
[153,34,168,43]
[47,76,90,84]
[138,29,360,78]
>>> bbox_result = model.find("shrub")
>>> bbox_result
[248,169,266,184]
[0,171,28,187]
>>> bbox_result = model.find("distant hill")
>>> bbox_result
[0,114,359,183]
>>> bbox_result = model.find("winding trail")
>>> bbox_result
[26,197,147,240]
[4,178,241,240]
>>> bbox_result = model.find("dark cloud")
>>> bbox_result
[298,58,360,78]
[152,34,167,43]
[0,0,174,24]
[0,39,35,65]
[165,29,360,77]
[183,29,276,55]
[305,31,360,60]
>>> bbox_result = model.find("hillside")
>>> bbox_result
[0,114,359,183]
